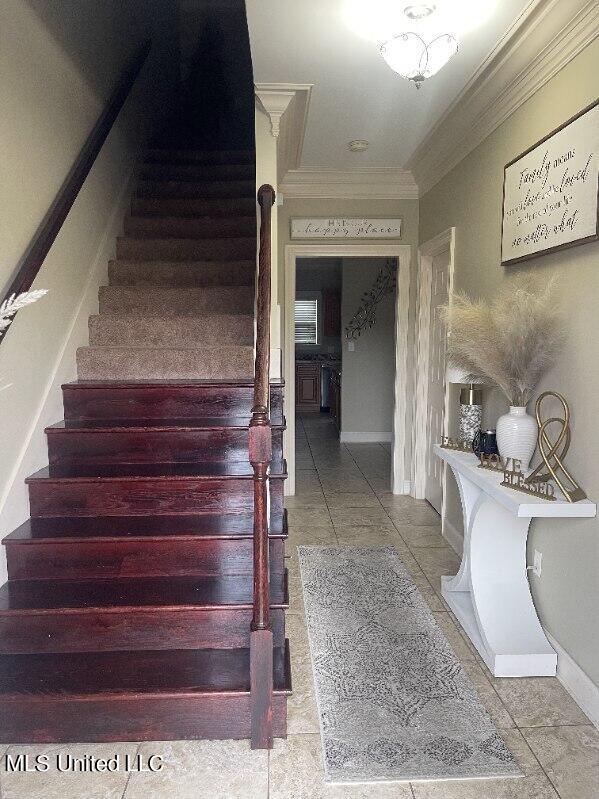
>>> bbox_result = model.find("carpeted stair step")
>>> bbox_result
[0,573,288,654]
[98,286,254,315]
[136,180,255,199]
[145,148,255,165]
[88,314,254,347]
[116,235,255,261]
[61,381,285,422]
[138,163,255,182]
[123,215,255,239]
[0,646,290,743]
[108,259,254,287]
[131,196,256,217]
[76,345,255,381]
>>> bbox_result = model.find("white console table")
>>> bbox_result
[435,446,596,677]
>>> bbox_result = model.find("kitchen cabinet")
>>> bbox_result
[296,362,321,410]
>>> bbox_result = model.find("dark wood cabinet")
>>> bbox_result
[295,362,320,410]
[323,292,341,337]
[330,369,341,430]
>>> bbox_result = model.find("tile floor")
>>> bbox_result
[1,412,597,798]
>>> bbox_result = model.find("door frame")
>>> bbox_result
[412,228,456,509]
[284,243,412,496]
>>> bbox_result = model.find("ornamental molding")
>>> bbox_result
[280,168,419,200]
[408,0,599,195]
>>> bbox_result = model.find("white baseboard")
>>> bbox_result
[442,518,464,556]
[340,432,393,443]
[544,629,599,730]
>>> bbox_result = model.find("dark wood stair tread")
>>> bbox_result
[3,512,287,542]
[0,644,291,698]
[0,572,288,612]
[26,461,287,481]
[46,416,285,431]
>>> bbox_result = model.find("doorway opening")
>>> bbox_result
[284,244,411,496]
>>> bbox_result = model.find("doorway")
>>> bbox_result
[412,228,455,515]
[284,244,411,496]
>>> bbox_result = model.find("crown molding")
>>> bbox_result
[280,168,419,200]
[255,83,313,183]
[408,0,599,196]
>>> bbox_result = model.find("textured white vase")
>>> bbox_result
[496,406,538,471]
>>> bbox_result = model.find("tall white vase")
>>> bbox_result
[496,406,537,471]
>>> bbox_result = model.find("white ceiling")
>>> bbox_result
[246,0,534,170]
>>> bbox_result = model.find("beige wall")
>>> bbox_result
[0,0,177,580]
[419,39,599,687]
[341,257,396,436]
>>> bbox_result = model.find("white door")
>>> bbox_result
[424,250,450,513]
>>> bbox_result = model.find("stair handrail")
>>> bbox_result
[249,183,275,749]
[0,39,152,344]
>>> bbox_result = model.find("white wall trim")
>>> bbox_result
[544,629,599,730]
[412,229,456,507]
[340,431,393,443]
[409,0,599,195]
[280,168,419,200]
[255,83,313,185]
[285,244,412,496]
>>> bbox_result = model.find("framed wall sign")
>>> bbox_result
[501,99,599,265]
[291,217,402,240]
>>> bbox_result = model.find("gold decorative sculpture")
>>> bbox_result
[524,392,586,503]
[440,436,472,453]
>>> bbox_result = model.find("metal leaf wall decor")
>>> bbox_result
[344,259,397,340]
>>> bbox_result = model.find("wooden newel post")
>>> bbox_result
[250,184,275,749]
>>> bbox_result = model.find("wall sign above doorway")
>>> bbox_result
[291,217,402,240]
[501,99,599,265]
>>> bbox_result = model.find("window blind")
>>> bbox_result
[295,298,318,344]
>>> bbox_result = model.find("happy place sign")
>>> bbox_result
[291,217,402,240]
[501,100,599,265]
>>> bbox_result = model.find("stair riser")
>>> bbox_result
[0,694,286,743]
[116,237,255,261]
[28,478,285,517]
[131,197,255,217]
[62,384,284,422]
[6,539,285,581]
[47,429,284,466]
[0,608,285,654]
[76,348,255,382]
[108,260,254,287]
[136,181,255,199]
[124,216,255,239]
[139,164,255,181]
[98,286,254,315]
[145,148,254,165]
[108,261,254,288]
[88,315,254,347]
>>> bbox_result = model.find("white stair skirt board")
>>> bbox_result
[544,629,599,731]
[435,446,596,679]
[339,431,393,443]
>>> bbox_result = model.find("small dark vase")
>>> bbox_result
[472,429,499,456]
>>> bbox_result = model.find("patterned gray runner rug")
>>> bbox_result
[298,546,523,784]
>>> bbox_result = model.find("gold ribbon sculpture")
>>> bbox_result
[524,391,586,503]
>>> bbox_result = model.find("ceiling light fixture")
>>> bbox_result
[380,29,458,89]
[348,139,369,152]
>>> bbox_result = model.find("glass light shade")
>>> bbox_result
[380,32,458,84]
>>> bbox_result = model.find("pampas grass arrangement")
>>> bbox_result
[0,290,48,334]
[441,275,565,407]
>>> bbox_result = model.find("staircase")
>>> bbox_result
[0,148,290,743]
